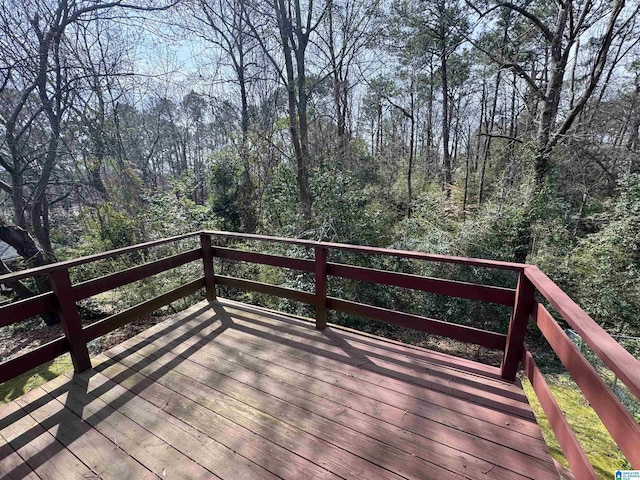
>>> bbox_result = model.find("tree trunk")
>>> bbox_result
[407,91,415,217]
[238,43,258,232]
[0,220,59,325]
[440,48,452,193]
[274,0,312,226]
[534,4,569,188]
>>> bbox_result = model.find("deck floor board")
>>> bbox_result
[1,299,559,479]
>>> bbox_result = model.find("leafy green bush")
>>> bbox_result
[569,175,640,333]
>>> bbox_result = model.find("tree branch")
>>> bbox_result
[0,179,12,194]
[478,132,523,143]
[550,0,625,148]
[496,2,553,42]
[501,63,545,99]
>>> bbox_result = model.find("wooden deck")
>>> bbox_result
[0,299,559,480]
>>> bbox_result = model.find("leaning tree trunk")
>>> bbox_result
[0,220,59,325]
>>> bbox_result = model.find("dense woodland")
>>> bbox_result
[1,0,639,338]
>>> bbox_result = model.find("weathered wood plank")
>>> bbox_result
[221,300,522,396]
[15,385,157,480]
[0,435,40,479]
[94,359,381,480]
[131,304,550,449]
[115,328,556,478]
[39,374,214,480]
[0,399,95,480]
[212,306,532,419]
[112,300,541,435]
[66,367,279,480]
[1,297,561,480]
[191,335,552,462]
[101,348,464,480]
[222,298,504,378]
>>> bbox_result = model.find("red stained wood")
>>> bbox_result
[0,292,56,328]
[1,299,560,480]
[72,248,202,301]
[212,245,314,271]
[40,374,217,479]
[104,349,477,480]
[95,361,377,480]
[327,296,507,350]
[202,229,527,271]
[0,400,96,479]
[70,369,280,480]
[83,278,204,341]
[0,231,200,284]
[139,300,540,431]
[327,262,516,305]
[525,265,640,402]
[533,301,640,467]
[15,386,157,480]
[2,230,636,479]
[0,338,68,384]
[49,268,91,373]
[225,298,505,378]
[215,275,315,304]
[215,314,535,421]
[118,319,554,476]
[314,246,328,329]
[522,349,597,479]
[200,234,216,300]
[501,272,535,380]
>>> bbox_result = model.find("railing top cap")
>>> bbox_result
[0,232,201,283]
[0,229,527,284]
[201,230,527,272]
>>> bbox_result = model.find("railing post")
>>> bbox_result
[49,267,91,373]
[200,234,216,301]
[501,270,535,380]
[314,245,327,330]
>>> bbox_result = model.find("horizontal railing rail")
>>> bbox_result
[0,230,638,478]
[0,234,204,383]
[202,233,519,350]
[502,265,640,477]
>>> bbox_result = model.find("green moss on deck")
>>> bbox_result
[0,354,73,404]
[522,373,630,480]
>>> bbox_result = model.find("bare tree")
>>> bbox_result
[473,0,631,187]
[0,0,177,322]
[245,0,330,226]
[186,0,259,230]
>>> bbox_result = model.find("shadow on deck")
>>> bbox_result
[0,299,558,480]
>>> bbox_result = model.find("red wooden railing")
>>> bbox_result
[0,230,638,478]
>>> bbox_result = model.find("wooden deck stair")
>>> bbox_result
[1,299,558,479]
